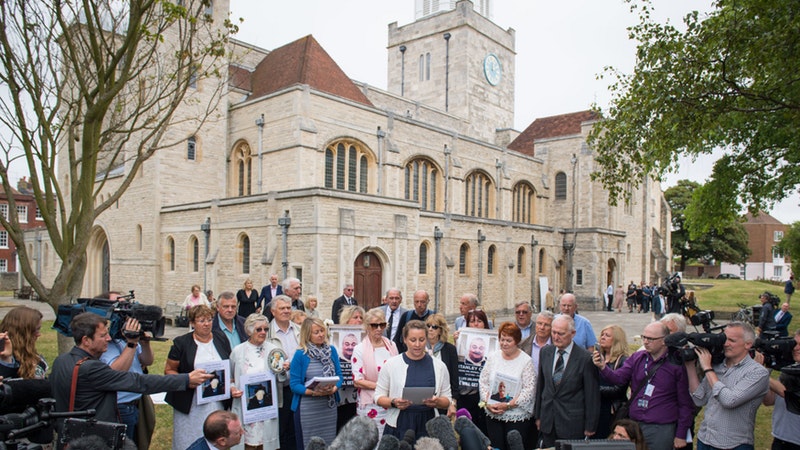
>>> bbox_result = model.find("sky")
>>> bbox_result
[226,0,799,224]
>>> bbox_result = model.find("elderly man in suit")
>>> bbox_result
[382,288,407,341]
[534,315,599,448]
[186,411,243,450]
[331,283,357,324]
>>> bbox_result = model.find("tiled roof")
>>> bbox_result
[508,110,599,156]
[247,35,372,107]
[744,211,783,225]
[228,64,253,92]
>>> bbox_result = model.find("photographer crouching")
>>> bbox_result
[683,321,770,450]
[758,329,800,449]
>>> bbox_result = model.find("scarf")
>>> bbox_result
[427,341,444,357]
[307,344,336,407]
[359,336,397,407]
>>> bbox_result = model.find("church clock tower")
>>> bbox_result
[387,0,515,143]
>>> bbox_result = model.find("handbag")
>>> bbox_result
[175,308,190,328]
[612,357,665,423]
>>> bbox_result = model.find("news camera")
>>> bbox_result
[780,363,800,415]
[0,397,98,450]
[665,331,727,365]
[658,273,681,297]
[754,334,796,370]
[53,291,167,341]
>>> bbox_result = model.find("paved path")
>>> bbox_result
[0,297,696,345]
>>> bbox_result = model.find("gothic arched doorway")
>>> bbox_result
[354,251,383,310]
[85,227,110,296]
[607,258,617,286]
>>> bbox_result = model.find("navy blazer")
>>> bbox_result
[165,330,232,414]
[185,437,211,450]
[775,310,793,337]
[259,284,283,306]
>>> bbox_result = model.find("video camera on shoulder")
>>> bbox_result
[53,291,166,341]
[665,331,726,365]
[754,333,796,370]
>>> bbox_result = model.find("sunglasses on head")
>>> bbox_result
[369,322,387,329]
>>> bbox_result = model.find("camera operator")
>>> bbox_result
[759,329,800,449]
[684,322,769,450]
[51,312,212,436]
[664,275,685,315]
[758,293,778,339]
[98,292,154,449]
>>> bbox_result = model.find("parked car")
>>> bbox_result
[716,273,741,279]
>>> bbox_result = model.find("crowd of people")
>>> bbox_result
[1,274,799,450]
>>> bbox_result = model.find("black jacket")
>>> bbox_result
[164,330,232,414]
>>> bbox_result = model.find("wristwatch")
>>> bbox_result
[390,398,397,408]
[127,342,137,349]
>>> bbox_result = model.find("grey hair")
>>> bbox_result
[514,300,532,311]
[660,313,687,333]
[281,277,300,292]
[463,293,479,307]
[553,315,575,332]
[536,310,555,322]
[363,307,386,331]
[726,321,756,343]
[271,294,292,310]
[244,313,269,336]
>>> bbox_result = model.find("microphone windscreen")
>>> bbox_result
[377,433,399,450]
[131,304,164,321]
[398,440,412,450]
[415,437,444,450]
[454,417,491,450]
[402,428,416,446]
[1,379,52,413]
[425,415,458,450]
[506,429,524,450]
[305,436,327,450]
[328,416,379,450]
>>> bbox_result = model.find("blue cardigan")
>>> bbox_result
[289,346,343,411]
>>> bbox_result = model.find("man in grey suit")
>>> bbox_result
[534,315,600,448]
[381,288,406,341]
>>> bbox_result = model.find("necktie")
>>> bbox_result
[387,309,394,338]
[553,349,566,385]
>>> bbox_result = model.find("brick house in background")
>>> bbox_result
[0,178,43,273]
[720,211,790,280]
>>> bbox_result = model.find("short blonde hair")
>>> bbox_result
[425,313,450,343]
[299,318,328,351]
[339,305,365,325]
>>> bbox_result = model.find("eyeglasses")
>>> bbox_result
[195,318,213,324]
[369,322,387,329]
[641,335,665,342]
[427,324,441,330]
[254,327,268,332]
[515,310,530,315]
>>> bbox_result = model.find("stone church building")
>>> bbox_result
[40,0,671,316]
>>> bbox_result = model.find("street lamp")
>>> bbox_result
[434,226,443,312]
[477,229,486,301]
[531,234,538,311]
[278,211,291,280]
[201,217,211,292]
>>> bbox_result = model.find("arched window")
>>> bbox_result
[512,182,535,223]
[404,157,442,211]
[136,224,143,251]
[487,245,496,274]
[555,172,567,200]
[324,140,372,193]
[190,236,199,272]
[232,141,253,197]
[419,242,429,274]
[187,136,197,160]
[241,234,251,274]
[517,247,525,275]
[464,170,494,218]
[459,243,470,275]
[167,237,175,271]
[538,248,546,274]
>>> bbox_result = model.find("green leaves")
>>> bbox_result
[588,0,800,221]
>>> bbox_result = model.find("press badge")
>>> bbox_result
[644,384,655,397]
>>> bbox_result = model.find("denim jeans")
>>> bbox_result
[117,401,138,442]
[697,440,754,450]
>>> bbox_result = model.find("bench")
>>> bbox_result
[164,301,183,326]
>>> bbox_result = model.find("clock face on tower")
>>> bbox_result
[483,53,502,86]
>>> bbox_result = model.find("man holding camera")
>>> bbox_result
[685,322,769,450]
[594,322,693,450]
[760,328,800,449]
[51,313,212,435]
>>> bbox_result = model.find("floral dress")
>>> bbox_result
[351,341,394,437]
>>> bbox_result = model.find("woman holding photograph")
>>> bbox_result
[458,309,491,435]
[230,313,279,450]
[165,305,235,450]
[424,314,459,417]
[337,305,365,430]
[478,322,535,450]
[374,320,452,442]
[352,308,398,437]
[290,318,343,449]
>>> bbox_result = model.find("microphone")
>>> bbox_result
[377,433,400,450]
[305,436,327,450]
[506,429,524,450]
[415,437,444,450]
[425,415,458,450]
[398,429,415,450]
[454,417,491,450]
[328,416,379,450]
[0,379,52,414]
